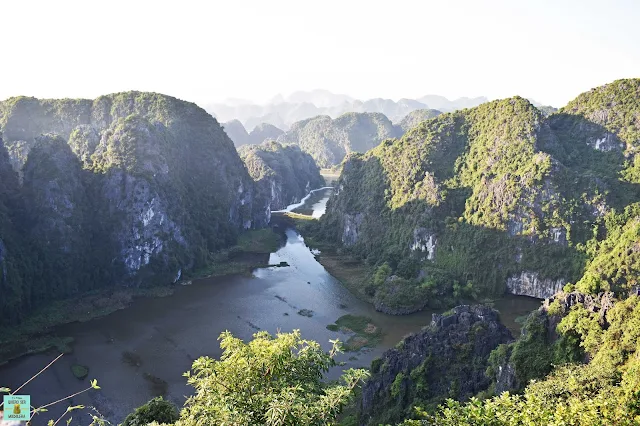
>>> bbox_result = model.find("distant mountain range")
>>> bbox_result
[223,108,443,167]
[206,90,488,131]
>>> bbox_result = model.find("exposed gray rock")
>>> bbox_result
[410,228,436,260]
[494,362,517,394]
[360,305,513,425]
[589,132,623,152]
[506,271,565,299]
[542,290,616,329]
[342,213,364,246]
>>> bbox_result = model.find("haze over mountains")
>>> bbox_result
[207,89,488,131]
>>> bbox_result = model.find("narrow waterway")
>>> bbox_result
[0,187,541,425]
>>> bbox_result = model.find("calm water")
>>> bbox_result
[0,188,541,424]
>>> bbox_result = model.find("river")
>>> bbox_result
[0,188,541,425]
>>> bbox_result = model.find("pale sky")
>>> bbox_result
[2,0,639,107]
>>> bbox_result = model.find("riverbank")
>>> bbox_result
[0,228,283,365]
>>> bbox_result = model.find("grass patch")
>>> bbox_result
[236,229,281,253]
[327,314,384,352]
[71,364,89,379]
[190,229,283,279]
[191,258,268,278]
[315,253,373,303]
[0,285,177,364]
[0,230,281,365]
[283,212,316,221]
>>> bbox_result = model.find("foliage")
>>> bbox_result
[400,295,640,425]
[235,228,282,254]
[326,315,383,352]
[0,92,265,326]
[398,109,442,133]
[177,330,369,425]
[276,112,401,167]
[238,140,325,210]
[575,203,640,294]
[122,397,179,426]
[310,79,640,311]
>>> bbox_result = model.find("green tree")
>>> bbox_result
[177,330,368,426]
[122,397,179,426]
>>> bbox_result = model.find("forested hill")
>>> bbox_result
[0,92,270,324]
[398,108,442,133]
[311,78,640,315]
[238,141,324,211]
[276,112,402,167]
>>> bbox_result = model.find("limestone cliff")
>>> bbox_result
[276,112,401,167]
[238,141,324,211]
[506,271,565,299]
[314,79,640,310]
[0,92,269,324]
[359,305,512,425]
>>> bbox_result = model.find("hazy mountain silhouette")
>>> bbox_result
[206,90,488,131]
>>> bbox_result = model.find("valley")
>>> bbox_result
[0,185,539,425]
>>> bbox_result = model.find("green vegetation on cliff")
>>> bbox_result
[0,92,269,326]
[239,141,325,210]
[397,108,442,133]
[310,79,640,312]
[401,295,640,425]
[276,112,401,167]
[176,330,367,425]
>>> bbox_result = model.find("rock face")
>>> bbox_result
[238,141,324,211]
[342,213,364,246]
[0,92,269,324]
[542,290,616,332]
[506,271,565,299]
[410,228,436,260]
[360,305,513,425]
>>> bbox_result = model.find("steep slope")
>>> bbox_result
[222,119,250,146]
[276,112,401,167]
[248,123,285,145]
[312,80,640,313]
[238,141,324,210]
[360,306,512,425]
[0,92,268,324]
[397,109,442,133]
[0,136,32,323]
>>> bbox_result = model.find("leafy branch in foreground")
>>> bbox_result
[176,329,369,426]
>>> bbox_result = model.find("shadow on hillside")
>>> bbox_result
[318,115,640,301]
[540,113,640,210]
